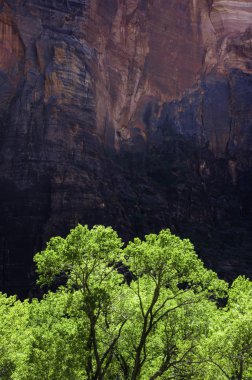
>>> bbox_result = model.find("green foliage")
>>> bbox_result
[199,276,252,380]
[0,294,30,379]
[117,230,227,380]
[0,225,251,379]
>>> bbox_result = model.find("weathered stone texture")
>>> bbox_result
[0,0,252,294]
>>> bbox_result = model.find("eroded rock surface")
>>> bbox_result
[0,0,252,294]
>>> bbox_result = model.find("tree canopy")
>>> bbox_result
[0,225,251,379]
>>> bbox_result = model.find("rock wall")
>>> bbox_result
[0,0,252,294]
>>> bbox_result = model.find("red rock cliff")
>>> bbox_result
[0,0,252,294]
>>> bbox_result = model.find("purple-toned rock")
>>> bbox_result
[0,0,252,294]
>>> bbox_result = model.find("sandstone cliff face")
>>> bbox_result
[0,0,252,294]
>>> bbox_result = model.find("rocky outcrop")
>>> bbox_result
[0,0,252,295]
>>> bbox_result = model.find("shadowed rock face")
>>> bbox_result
[0,0,252,294]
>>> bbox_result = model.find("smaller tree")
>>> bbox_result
[0,294,30,380]
[201,276,252,380]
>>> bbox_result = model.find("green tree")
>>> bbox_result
[33,225,227,380]
[3,224,247,379]
[0,294,30,379]
[34,224,128,380]
[200,276,252,380]
[116,230,227,379]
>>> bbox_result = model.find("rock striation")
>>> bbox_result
[0,0,252,294]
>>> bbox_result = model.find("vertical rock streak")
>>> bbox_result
[0,0,251,294]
